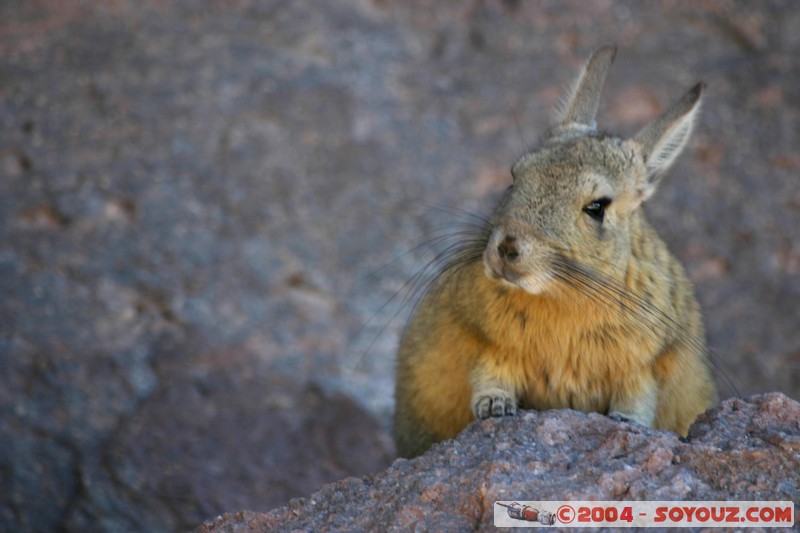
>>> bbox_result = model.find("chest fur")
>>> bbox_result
[475,289,662,413]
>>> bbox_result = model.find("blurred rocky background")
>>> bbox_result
[0,1,798,531]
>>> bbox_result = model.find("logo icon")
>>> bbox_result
[496,502,556,525]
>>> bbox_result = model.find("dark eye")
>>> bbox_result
[582,197,612,223]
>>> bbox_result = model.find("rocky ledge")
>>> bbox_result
[197,392,799,531]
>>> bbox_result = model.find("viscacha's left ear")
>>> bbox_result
[630,82,704,202]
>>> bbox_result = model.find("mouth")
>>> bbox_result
[484,257,553,295]
[487,264,522,286]
[482,229,554,295]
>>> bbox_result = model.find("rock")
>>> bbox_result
[64,358,393,532]
[196,393,800,532]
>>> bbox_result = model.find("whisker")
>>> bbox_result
[348,211,490,373]
[552,256,696,348]
[549,254,740,397]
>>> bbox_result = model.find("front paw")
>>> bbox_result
[608,411,645,426]
[472,388,517,420]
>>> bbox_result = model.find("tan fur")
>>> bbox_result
[394,47,717,458]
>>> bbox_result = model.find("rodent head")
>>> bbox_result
[483,46,704,295]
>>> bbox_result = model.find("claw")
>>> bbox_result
[608,412,632,423]
[608,411,642,426]
[474,393,517,420]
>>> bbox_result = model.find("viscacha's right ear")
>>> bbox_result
[547,45,617,139]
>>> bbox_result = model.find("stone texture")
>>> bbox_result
[64,358,393,532]
[198,393,800,532]
[1,0,799,531]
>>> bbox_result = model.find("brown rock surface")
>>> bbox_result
[198,393,800,532]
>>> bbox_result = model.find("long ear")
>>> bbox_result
[549,45,617,137]
[633,82,704,201]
